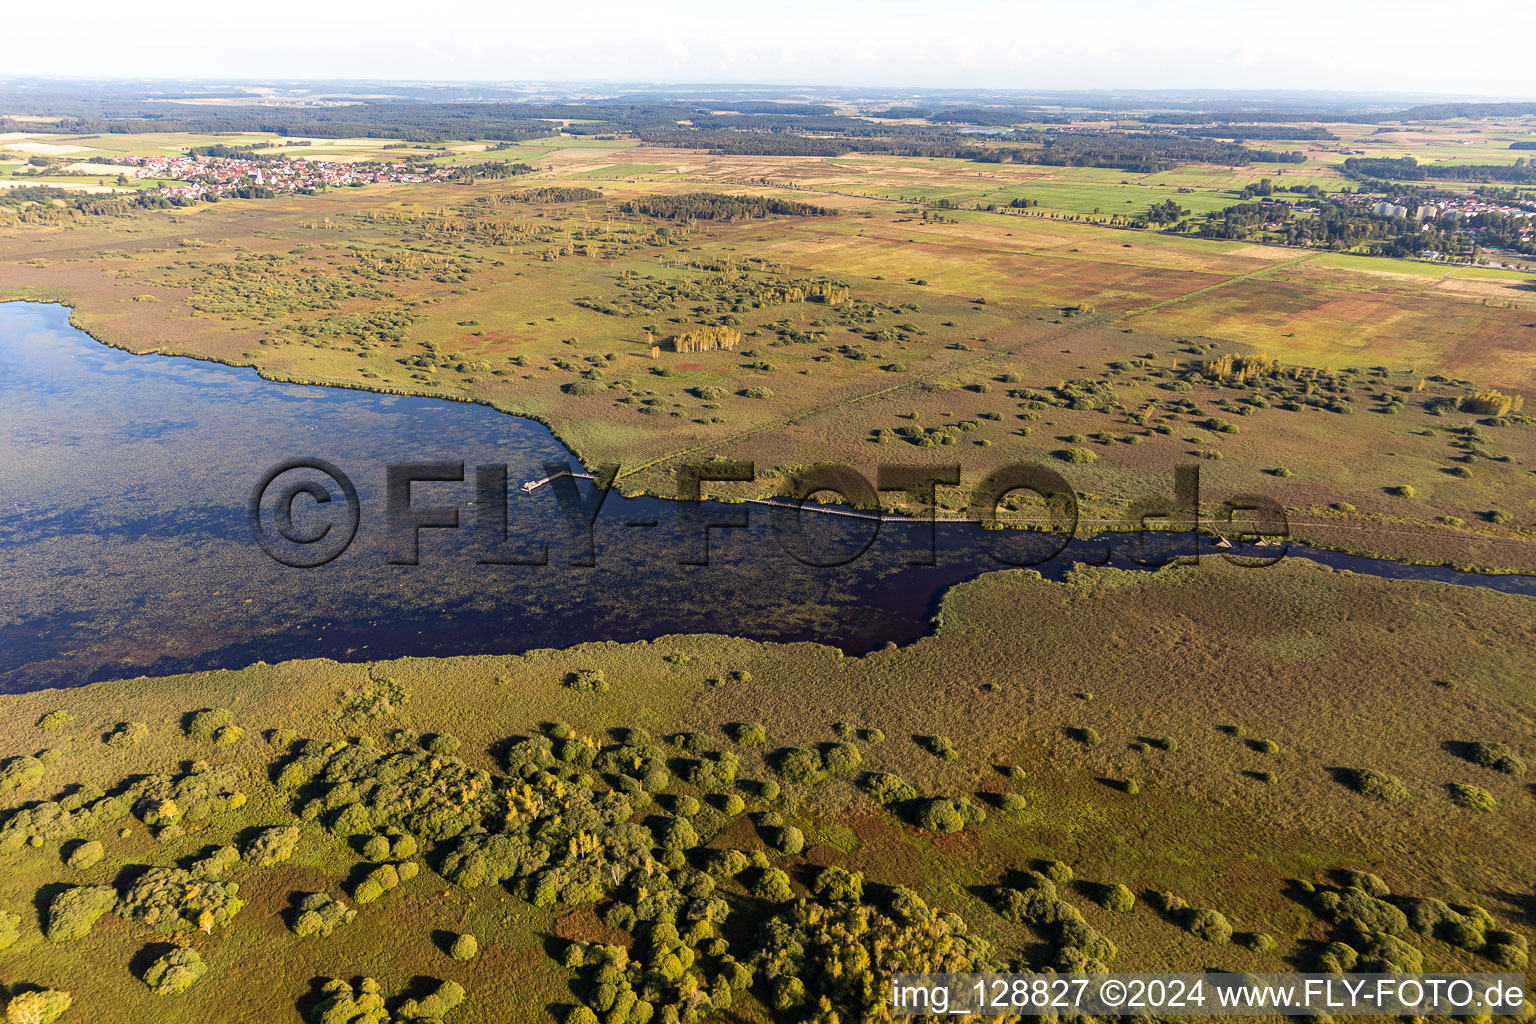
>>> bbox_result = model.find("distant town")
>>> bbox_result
[102,152,471,200]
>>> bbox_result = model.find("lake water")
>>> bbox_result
[1,302,1531,693]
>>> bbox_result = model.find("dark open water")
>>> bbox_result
[1,302,1531,693]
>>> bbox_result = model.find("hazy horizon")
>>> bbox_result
[13,0,1536,99]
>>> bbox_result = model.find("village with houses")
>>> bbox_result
[98,150,480,200]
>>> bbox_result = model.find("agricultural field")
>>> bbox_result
[0,562,1531,1023]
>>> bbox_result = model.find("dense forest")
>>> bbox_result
[1343,156,1536,185]
[637,127,1303,171]
[1182,126,1337,141]
[617,193,836,221]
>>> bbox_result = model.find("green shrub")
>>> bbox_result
[362,835,391,861]
[658,818,698,850]
[1449,783,1496,812]
[45,884,118,942]
[1100,884,1136,913]
[706,849,748,877]
[185,708,235,743]
[774,748,826,785]
[291,893,355,938]
[1043,861,1074,885]
[243,826,300,868]
[107,722,149,749]
[913,798,985,835]
[37,710,72,732]
[395,980,465,1022]
[1465,741,1527,777]
[1392,485,1415,497]
[1077,727,1103,748]
[822,742,861,775]
[1058,447,1098,464]
[1185,908,1233,945]
[1317,940,1359,973]
[143,947,206,995]
[1152,736,1177,752]
[754,868,794,902]
[564,668,609,693]
[1487,937,1528,971]
[1349,769,1410,803]
[812,866,864,903]
[0,755,46,794]
[0,911,20,951]
[1339,870,1388,897]
[770,826,804,856]
[927,736,958,759]
[1239,931,1278,953]
[120,867,243,934]
[450,933,479,961]
[66,840,103,870]
[1252,739,1281,755]
[999,793,1028,813]
[732,723,766,746]
[758,779,781,801]
[4,990,71,1024]
[427,733,461,756]
[860,772,916,806]
[1316,886,1407,936]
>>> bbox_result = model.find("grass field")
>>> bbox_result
[0,561,1531,1023]
[0,133,1532,573]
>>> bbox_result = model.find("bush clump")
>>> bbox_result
[37,710,72,732]
[185,708,239,744]
[243,826,300,868]
[45,884,118,942]
[4,990,71,1024]
[913,798,986,835]
[0,755,46,794]
[754,867,795,902]
[559,667,608,693]
[1449,783,1496,812]
[1464,741,1527,777]
[1185,908,1233,945]
[769,825,804,856]
[291,893,356,938]
[450,932,479,961]
[1348,769,1410,803]
[65,840,104,870]
[142,947,207,995]
[732,722,766,746]
[774,747,827,785]
[1316,886,1408,936]
[860,772,916,806]
[812,866,864,903]
[107,722,149,749]
[822,742,862,775]
[1099,884,1136,913]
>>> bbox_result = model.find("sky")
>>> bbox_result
[12,0,1536,97]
